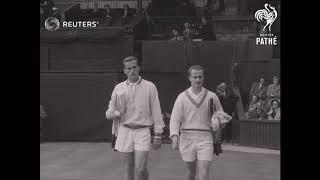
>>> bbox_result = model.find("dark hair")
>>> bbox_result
[187,65,204,76]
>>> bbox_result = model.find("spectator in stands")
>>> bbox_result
[249,77,268,101]
[102,4,113,26]
[247,97,268,120]
[183,22,196,40]
[91,3,104,22]
[267,76,280,99]
[216,82,239,142]
[104,4,112,18]
[197,11,216,41]
[267,99,280,120]
[121,4,135,26]
[170,29,184,41]
[245,95,259,118]
[191,0,208,17]
[266,76,280,107]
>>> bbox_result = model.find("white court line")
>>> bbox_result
[222,144,280,155]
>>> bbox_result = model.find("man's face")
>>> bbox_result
[273,78,279,85]
[252,96,258,103]
[124,60,140,80]
[189,69,204,88]
[260,78,265,84]
[221,83,226,91]
[272,101,279,109]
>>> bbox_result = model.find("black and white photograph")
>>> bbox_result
[40,0,281,180]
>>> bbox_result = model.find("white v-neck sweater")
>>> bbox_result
[170,87,224,140]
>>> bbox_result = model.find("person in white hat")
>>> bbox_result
[170,65,231,180]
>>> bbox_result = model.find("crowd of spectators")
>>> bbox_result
[40,0,140,28]
[75,2,139,27]
[169,14,216,41]
[245,76,280,120]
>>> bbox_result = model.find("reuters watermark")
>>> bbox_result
[44,17,99,31]
[254,3,278,46]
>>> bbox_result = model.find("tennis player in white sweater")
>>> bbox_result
[170,65,226,180]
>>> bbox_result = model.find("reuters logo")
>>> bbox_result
[45,17,60,31]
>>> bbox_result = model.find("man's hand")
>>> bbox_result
[106,110,121,120]
[220,123,226,129]
[153,137,162,150]
[171,135,179,150]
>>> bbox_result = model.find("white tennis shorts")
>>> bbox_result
[115,125,151,152]
[179,136,213,162]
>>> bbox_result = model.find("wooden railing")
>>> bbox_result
[239,119,280,149]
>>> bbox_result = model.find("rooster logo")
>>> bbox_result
[255,4,277,32]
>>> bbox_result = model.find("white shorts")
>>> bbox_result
[179,136,213,162]
[115,125,151,152]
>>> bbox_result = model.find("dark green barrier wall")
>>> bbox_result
[240,119,280,150]
[142,41,235,91]
[40,73,122,141]
[40,29,133,72]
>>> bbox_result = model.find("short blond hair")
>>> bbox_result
[123,56,138,67]
[187,65,204,76]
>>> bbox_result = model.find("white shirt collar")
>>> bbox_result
[128,76,141,86]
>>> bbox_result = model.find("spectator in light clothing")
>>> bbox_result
[245,95,259,118]
[267,76,280,100]
[267,99,280,120]
[266,76,280,109]
[249,77,268,100]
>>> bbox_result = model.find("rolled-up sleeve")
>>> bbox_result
[149,83,165,135]
[170,94,183,139]
[106,86,118,120]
